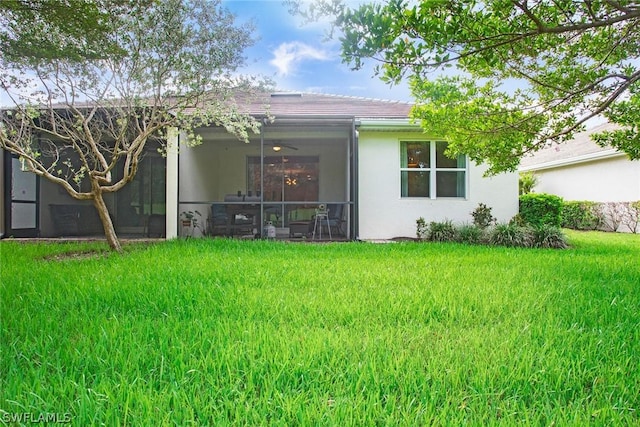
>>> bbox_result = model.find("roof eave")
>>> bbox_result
[356,118,420,131]
[519,149,626,172]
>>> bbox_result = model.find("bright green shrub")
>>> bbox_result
[562,201,603,230]
[519,193,563,227]
[519,172,538,195]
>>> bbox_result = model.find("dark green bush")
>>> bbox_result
[532,225,568,249]
[428,220,457,242]
[519,193,563,227]
[457,224,486,245]
[471,203,496,229]
[509,213,527,227]
[489,223,533,247]
[416,217,428,240]
[562,201,603,230]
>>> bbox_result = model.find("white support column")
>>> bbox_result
[0,149,5,238]
[165,127,179,239]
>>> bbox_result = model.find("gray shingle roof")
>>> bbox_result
[237,91,413,119]
[520,122,621,169]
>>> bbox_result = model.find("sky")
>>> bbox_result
[0,0,412,107]
[222,0,413,102]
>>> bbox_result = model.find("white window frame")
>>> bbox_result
[400,140,467,199]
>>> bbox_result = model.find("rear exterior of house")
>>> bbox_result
[519,123,640,202]
[171,92,518,240]
[2,92,519,240]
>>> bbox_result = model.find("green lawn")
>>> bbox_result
[1,231,639,425]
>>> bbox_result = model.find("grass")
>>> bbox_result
[1,231,639,425]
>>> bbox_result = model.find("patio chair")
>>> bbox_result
[326,203,345,236]
[209,204,228,235]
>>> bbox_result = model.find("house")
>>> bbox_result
[519,122,640,202]
[2,91,519,240]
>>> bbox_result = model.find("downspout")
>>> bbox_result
[260,119,265,237]
[352,119,359,240]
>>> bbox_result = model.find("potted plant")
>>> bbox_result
[180,210,202,236]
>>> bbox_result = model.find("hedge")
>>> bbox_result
[519,193,564,227]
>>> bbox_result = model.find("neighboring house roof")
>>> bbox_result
[519,122,624,171]
[235,91,414,119]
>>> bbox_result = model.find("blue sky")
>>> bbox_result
[223,0,413,102]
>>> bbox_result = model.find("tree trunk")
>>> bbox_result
[92,190,122,253]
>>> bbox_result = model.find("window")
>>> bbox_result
[247,156,319,201]
[401,141,466,198]
[115,153,166,227]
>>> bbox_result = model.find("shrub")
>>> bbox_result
[562,201,603,230]
[622,201,640,233]
[489,223,533,247]
[519,172,538,195]
[509,213,527,227]
[532,225,568,249]
[457,224,486,245]
[416,217,428,240]
[471,203,496,229]
[603,201,629,232]
[428,220,457,242]
[519,193,563,227]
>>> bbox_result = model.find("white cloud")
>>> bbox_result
[269,42,331,76]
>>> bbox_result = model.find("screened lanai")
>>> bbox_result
[177,118,357,239]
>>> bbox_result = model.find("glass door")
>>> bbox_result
[7,156,39,237]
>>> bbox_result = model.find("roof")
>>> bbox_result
[235,91,414,119]
[520,122,623,171]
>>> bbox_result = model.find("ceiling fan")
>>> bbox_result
[270,141,298,151]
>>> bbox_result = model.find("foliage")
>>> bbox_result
[602,201,627,232]
[470,203,496,229]
[292,1,640,174]
[519,172,538,195]
[623,201,640,234]
[456,223,486,245]
[562,201,604,230]
[562,200,640,233]
[509,213,527,227]
[180,210,203,235]
[180,210,202,221]
[415,216,569,248]
[4,233,638,424]
[531,225,568,249]
[416,216,428,240]
[1,0,268,252]
[489,223,533,248]
[519,193,564,228]
[427,220,457,242]
[0,0,141,62]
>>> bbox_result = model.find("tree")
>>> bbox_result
[1,0,266,252]
[0,0,140,62]
[291,0,640,174]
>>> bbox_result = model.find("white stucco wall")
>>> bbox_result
[357,130,519,240]
[532,156,640,202]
